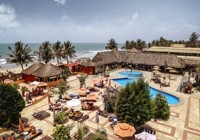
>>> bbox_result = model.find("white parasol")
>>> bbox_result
[67,99,81,107]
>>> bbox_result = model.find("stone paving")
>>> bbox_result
[2,68,200,140]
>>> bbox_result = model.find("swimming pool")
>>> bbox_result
[112,71,179,105]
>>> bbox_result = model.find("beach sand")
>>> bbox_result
[0,60,72,74]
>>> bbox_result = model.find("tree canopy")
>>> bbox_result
[52,123,74,140]
[38,41,53,63]
[105,38,118,50]
[63,41,76,64]
[8,41,33,70]
[115,79,152,128]
[0,84,25,128]
[153,93,170,121]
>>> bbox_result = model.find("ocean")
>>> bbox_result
[0,43,123,68]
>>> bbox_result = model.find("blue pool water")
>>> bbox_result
[113,71,179,105]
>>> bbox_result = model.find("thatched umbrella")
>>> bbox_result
[152,67,161,71]
[4,79,13,84]
[113,123,136,138]
[166,67,173,70]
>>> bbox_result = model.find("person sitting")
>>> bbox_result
[94,81,104,88]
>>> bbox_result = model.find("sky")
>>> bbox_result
[0,0,200,43]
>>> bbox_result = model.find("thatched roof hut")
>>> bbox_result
[126,52,184,68]
[22,62,44,75]
[32,63,63,77]
[92,50,185,68]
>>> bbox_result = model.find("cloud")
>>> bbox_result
[0,3,20,27]
[53,0,66,5]
[60,15,70,22]
[132,12,138,21]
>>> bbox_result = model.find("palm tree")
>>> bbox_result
[63,41,76,64]
[121,40,131,51]
[8,41,33,71]
[52,123,74,140]
[53,41,64,65]
[186,32,200,48]
[105,38,118,50]
[135,39,146,50]
[91,127,107,140]
[76,123,89,140]
[39,41,53,63]
[53,81,69,99]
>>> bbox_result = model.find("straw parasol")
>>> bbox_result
[113,123,136,137]
[32,63,63,78]
[153,65,160,68]
[152,67,161,71]
[166,67,173,70]
[4,79,13,84]
[86,93,98,101]
[18,118,24,132]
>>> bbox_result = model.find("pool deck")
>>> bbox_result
[1,68,200,140]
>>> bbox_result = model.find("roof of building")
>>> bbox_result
[32,63,63,77]
[90,50,185,68]
[147,46,200,54]
[22,62,44,75]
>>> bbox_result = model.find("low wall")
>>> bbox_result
[0,128,7,133]
[31,93,48,105]
[47,79,64,87]
[14,79,25,84]
[26,93,48,107]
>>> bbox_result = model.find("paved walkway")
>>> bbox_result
[2,69,200,140]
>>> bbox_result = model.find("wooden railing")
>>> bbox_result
[47,79,64,87]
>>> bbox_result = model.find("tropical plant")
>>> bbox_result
[76,123,89,140]
[186,32,200,48]
[8,41,33,71]
[105,38,118,50]
[53,81,69,99]
[55,111,68,124]
[121,40,131,51]
[103,92,117,113]
[0,84,25,128]
[39,41,53,63]
[153,93,170,121]
[115,79,152,128]
[52,123,74,140]
[135,39,146,50]
[62,66,71,81]
[77,74,86,88]
[52,41,64,65]
[21,86,27,97]
[63,41,76,64]
[12,83,20,89]
[90,127,107,140]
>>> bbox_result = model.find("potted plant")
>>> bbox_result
[21,86,27,97]
[77,74,86,88]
